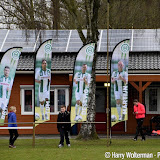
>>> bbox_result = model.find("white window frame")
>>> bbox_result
[20,85,69,115]
[20,85,34,115]
[145,87,160,114]
[50,85,70,115]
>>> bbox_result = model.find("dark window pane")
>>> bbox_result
[24,90,32,112]
[149,89,157,111]
[50,91,54,112]
[58,90,65,111]
[96,88,106,113]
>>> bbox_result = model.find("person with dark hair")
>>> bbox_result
[57,106,71,148]
[35,59,51,120]
[133,99,146,141]
[42,59,47,63]
[8,106,19,148]
[4,66,10,69]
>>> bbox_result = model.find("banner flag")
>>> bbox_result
[111,40,130,127]
[35,40,52,125]
[71,43,95,126]
[0,47,22,125]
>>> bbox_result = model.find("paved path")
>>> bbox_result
[0,134,160,139]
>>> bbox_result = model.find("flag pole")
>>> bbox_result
[107,0,110,147]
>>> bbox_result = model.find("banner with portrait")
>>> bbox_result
[71,43,95,126]
[35,40,52,125]
[0,47,22,125]
[111,40,130,127]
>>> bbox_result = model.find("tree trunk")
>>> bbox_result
[77,0,100,140]
[77,44,98,140]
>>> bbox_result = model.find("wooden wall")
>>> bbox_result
[0,74,158,135]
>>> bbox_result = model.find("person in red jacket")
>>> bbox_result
[133,99,146,141]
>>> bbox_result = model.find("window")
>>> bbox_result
[20,85,34,115]
[58,89,65,111]
[96,88,106,113]
[20,85,69,115]
[50,90,54,112]
[145,87,160,114]
[50,86,69,115]
[24,90,32,112]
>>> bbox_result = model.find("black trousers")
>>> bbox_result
[8,129,19,145]
[135,118,145,139]
[59,127,70,145]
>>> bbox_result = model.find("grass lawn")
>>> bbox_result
[0,138,160,160]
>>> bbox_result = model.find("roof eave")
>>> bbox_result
[15,70,160,75]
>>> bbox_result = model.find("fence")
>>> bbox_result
[0,121,107,147]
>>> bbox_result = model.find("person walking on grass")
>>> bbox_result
[57,106,71,148]
[8,106,19,148]
[133,99,146,141]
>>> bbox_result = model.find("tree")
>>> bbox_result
[1,0,160,30]
[0,0,61,42]
[109,0,160,29]
[0,0,101,140]
[61,0,101,140]
[1,0,160,140]
[0,0,60,30]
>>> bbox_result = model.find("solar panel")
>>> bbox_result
[101,29,132,52]
[67,30,84,52]
[0,29,160,53]
[34,30,70,52]
[133,29,160,51]
[0,29,9,52]
[3,30,37,52]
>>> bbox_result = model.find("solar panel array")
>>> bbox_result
[0,29,160,53]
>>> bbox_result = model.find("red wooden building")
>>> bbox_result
[0,29,160,135]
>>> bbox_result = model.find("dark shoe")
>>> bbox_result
[142,137,146,141]
[132,138,137,141]
[9,145,12,148]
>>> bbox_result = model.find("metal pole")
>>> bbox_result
[32,122,35,148]
[131,25,134,51]
[106,0,110,147]
[0,122,106,125]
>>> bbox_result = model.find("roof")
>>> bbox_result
[16,52,160,74]
[1,29,160,74]
[1,29,160,53]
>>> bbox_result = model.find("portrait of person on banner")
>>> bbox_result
[70,43,95,125]
[111,40,130,126]
[111,60,128,122]
[0,48,21,125]
[35,59,51,121]
[35,40,52,124]
[0,66,13,119]
[73,63,91,122]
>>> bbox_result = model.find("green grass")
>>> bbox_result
[0,139,160,160]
